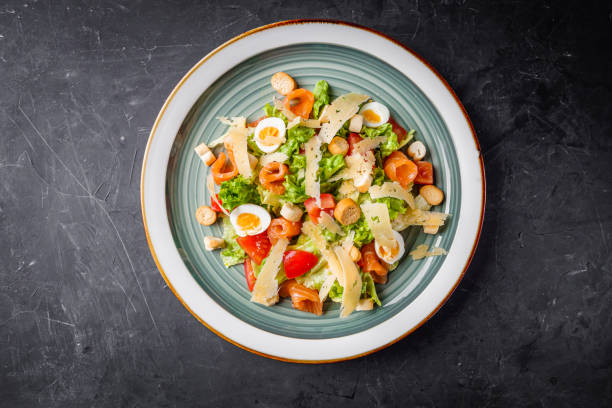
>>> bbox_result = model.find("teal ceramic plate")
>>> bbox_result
[141,20,484,363]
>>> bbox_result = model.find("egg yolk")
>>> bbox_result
[258,126,280,146]
[363,109,381,124]
[236,212,261,233]
[380,240,399,260]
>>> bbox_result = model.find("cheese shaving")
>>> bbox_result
[259,152,288,167]
[318,212,345,237]
[302,221,342,280]
[352,136,386,154]
[273,97,297,121]
[409,244,448,260]
[304,135,322,205]
[329,151,375,183]
[207,135,226,148]
[319,275,337,302]
[222,117,252,179]
[403,209,449,227]
[206,174,229,215]
[318,93,369,143]
[333,245,362,317]
[361,202,396,248]
[369,181,416,209]
[250,238,288,306]
[342,230,355,252]
[287,116,321,129]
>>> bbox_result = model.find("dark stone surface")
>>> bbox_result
[1,0,610,406]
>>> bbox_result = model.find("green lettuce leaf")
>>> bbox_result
[361,123,399,157]
[342,215,373,247]
[278,125,315,157]
[318,153,345,182]
[372,167,385,186]
[312,80,330,119]
[281,173,309,203]
[247,133,265,157]
[220,217,246,267]
[288,154,306,173]
[361,272,381,306]
[263,103,287,123]
[376,196,407,220]
[335,120,351,139]
[399,129,416,149]
[328,273,381,306]
[218,176,260,211]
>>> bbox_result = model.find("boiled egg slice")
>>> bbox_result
[254,117,286,153]
[359,101,390,128]
[229,204,271,237]
[374,230,405,265]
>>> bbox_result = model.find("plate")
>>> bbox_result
[141,20,484,362]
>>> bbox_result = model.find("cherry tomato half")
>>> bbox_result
[283,250,319,279]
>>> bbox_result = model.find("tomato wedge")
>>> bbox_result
[414,161,434,185]
[236,232,271,265]
[283,250,319,279]
[244,258,257,292]
[347,132,363,156]
[210,193,223,212]
[304,193,336,224]
[389,117,407,144]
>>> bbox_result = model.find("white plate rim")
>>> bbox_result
[140,19,485,363]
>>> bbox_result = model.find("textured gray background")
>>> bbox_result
[1,1,611,407]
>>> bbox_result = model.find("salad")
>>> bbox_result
[193,71,449,317]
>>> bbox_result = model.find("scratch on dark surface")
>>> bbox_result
[128,148,138,186]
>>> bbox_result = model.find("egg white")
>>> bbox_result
[374,230,405,265]
[359,101,390,128]
[229,204,271,237]
[254,117,286,153]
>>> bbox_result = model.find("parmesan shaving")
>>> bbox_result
[318,93,369,143]
[318,212,345,237]
[333,245,362,317]
[342,230,355,252]
[352,136,386,154]
[287,116,321,129]
[304,135,322,205]
[273,97,297,121]
[250,238,288,306]
[403,209,449,227]
[338,180,360,202]
[319,275,337,302]
[361,202,396,248]
[206,174,229,216]
[409,244,448,260]
[222,117,252,179]
[207,135,226,148]
[329,151,375,183]
[369,181,416,209]
[259,152,288,167]
[302,221,342,280]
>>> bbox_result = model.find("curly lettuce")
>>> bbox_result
[342,215,373,247]
[263,103,287,123]
[278,125,315,157]
[328,273,380,305]
[220,217,246,267]
[218,176,260,211]
[319,153,345,182]
[281,173,309,203]
[312,80,330,119]
[288,154,306,173]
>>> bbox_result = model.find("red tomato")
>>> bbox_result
[389,117,407,144]
[236,232,272,265]
[244,258,257,292]
[303,193,336,224]
[210,194,223,212]
[347,132,363,156]
[283,250,319,279]
[414,161,434,185]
